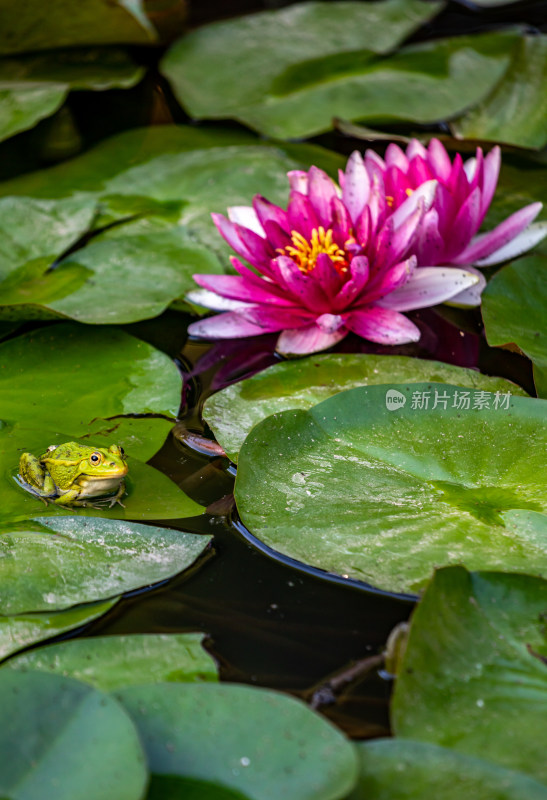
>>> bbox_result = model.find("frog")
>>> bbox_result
[18,442,128,508]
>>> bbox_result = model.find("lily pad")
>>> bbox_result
[147,777,250,800]
[162,18,517,139]
[0,670,147,800]
[0,0,156,55]
[0,598,118,661]
[391,567,547,783]
[348,739,547,800]
[452,35,547,150]
[4,632,218,690]
[235,384,547,594]
[0,516,211,614]
[116,682,359,800]
[203,354,526,461]
[482,254,547,397]
[0,49,144,143]
[161,0,445,119]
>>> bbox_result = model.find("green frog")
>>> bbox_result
[18,442,128,508]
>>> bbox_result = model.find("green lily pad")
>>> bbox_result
[0,516,211,614]
[147,777,250,800]
[391,567,547,783]
[161,0,444,119]
[0,598,118,661]
[482,254,547,398]
[0,49,144,143]
[162,14,516,140]
[0,670,147,800]
[4,632,218,690]
[203,354,526,461]
[348,739,547,800]
[0,0,155,56]
[235,384,546,594]
[116,683,359,800]
[452,35,547,150]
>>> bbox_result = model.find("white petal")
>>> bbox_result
[227,206,266,237]
[474,221,547,266]
[186,288,254,312]
[391,179,438,229]
[377,267,479,311]
[444,269,486,308]
[463,157,477,182]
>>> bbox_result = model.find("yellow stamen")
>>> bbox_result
[405,188,414,197]
[386,195,394,207]
[278,226,348,275]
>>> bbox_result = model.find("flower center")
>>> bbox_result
[280,227,348,275]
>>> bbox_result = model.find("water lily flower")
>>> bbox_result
[187,162,479,356]
[361,139,546,305]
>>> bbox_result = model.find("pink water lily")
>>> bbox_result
[187,160,480,356]
[360,139,546,305]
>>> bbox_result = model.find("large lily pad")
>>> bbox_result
[0,670,147,800]
[452,35,547,150]
[0,49,144,143]
[348,739,547,800]
[116,682,359,800]
[0,516,211,614]
[162,17,517,139]
[391,568,547,783]
[0,598,118,661]
[4,632,218,690]
[235,384,546,594]
[161,0,444,119]
[482,254,547,398]
[0,0,155,55]
[203,355,526,461]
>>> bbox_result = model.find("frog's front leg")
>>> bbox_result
[52,487,84,507]
[107,480,126,508]
[19,453,56,501]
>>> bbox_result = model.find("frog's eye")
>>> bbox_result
[90,452,102,465]
[119,447,125,457]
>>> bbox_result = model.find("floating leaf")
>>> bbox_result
[0,598,118,662]
[348,739,547,800]
[116,682,359,800]
[161,0,444,119]
[203,354,526,461]
[0,670,147,800]
[0,516,211,614]
[162,17,516,139]
[0,49,144,143]
[0,0,156,55]
[4,632,218,690]
[452,36,547,150]
[235,384,546,594]
[392,568,547,783]
[147,776,250,800]
[482,254,547,397]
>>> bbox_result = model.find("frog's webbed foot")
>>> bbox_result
[107,481,126,508]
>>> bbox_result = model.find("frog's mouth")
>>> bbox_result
[93,465,129,479]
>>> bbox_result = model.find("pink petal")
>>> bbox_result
[330,195,352,245]
[227,206,265,236]
[287,170,309,194]
[368,175,387,232]
[186,289,253,312]
[189,306,311,340]
[332,255,370,308]
[342,150,370,223]
[474,220,547,266]
[253,196,290,234]
[480,146,501,220]
[407,156,434,187]
[193,274,293,306]
[389,203,425,265]
[413,209,444,266]
[427,139,452,182]
[230,257,288,299]
[443,267,486,308]
[362,258,414,304]
[313,252,344,297]
[377,267,480,311]
[287,192,319,239]
[276,324,347,356]
[443,186,482,260]
[385,143,409,172]
[263,219,291,251]
[451,202,543,265]
[406,139,428,160]
[212,213,255,263]
[355,206,371,247]
[344,306,421,345]
[272,256,330,312]
[308,166,338,225]
[391,180,437,228]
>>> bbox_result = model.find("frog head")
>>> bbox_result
[40,442,128,491]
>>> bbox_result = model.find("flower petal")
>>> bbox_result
[443,267,486,308]
[474,220,547,266]
[391,179,437,228]
[212,213,255,263]
[480,146,501,220]
[308,165,338,225]
[276,324,347,356]
[252,196,290,233]
[406,139,428,160]
[193,274,294,306]
[427,139,452,182]
[377,266,479,311]
[287,170,308,194]
[385,143,409,172]
[443,185,482,260]
[451,202,543,265]
[188,306,310,340]
[186,289,253,312]
[287,191,319,239]
[344,306,421,345]
[342,150,370,223]
[227,206,265,237]
[272,255,330,312]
